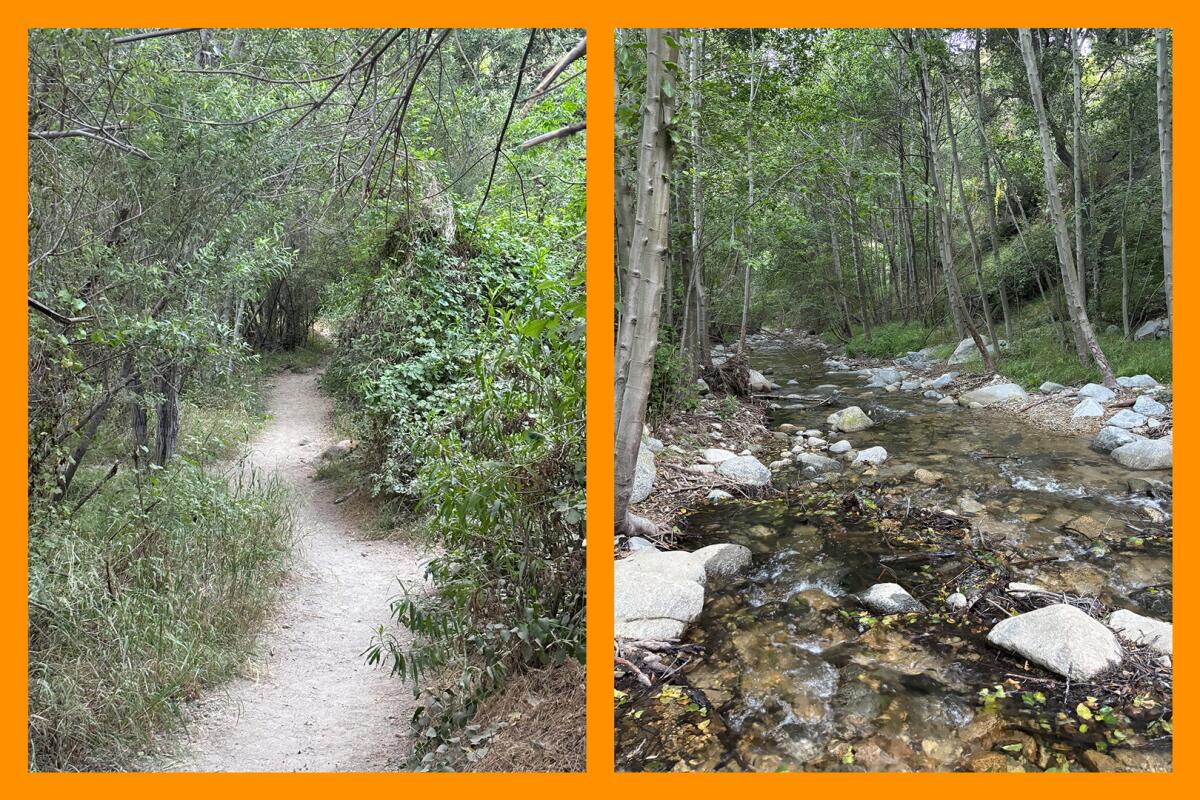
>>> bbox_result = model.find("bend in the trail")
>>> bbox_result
[152,369,425,772]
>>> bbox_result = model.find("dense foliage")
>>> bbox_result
[28,27,585,771]
[620,29,1171,391]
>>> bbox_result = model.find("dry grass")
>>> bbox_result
[468,659,586,772]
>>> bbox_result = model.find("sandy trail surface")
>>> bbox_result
[153,370,424,772]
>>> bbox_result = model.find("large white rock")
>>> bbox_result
[828,439,852,454]
[986,604,1123,680]
[948,337,1005,365]
[858,583,926,613]
[1093,426,1144,453]
[797,452,841,474]
[1108,609,1172,657]
[827,406,875,432]
[853,446,889,466]
[1108,409,1148,429]
[1072,398,1104,418]
[1133,395,1167,417]
[701,447,738,464]
[715,455,772,486]
[1117,374,1160,389]
[748,369,773,393]
[614,568,705,641]
[631,443,656,504]
[959,383,1028,407]
[691,543,752,584]
[1134,318,1167,340]
[619,549,705,582]
[1111,437,1172,471]
[1079,383,1116,402]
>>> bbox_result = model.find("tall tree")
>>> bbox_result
[1157,28,1173,342]
[1019,28,1115,385]
[614,29,678,536]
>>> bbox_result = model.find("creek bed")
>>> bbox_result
[616,344,1172,772]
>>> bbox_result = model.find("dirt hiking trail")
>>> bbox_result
[155,370,424,772]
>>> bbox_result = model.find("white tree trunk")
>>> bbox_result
[1157,29,1173,341]
[614,29,678,535]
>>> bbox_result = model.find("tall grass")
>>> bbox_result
[844,320,953,360]
[996,329,1172,389]
[28,386,294,771]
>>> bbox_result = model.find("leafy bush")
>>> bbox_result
[647,340,700,422]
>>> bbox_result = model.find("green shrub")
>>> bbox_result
[647,340,700,422]
[997,327,1172,389]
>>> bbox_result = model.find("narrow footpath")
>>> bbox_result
[154,370,425,772]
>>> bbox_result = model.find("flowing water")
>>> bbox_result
[617,342,1172,772]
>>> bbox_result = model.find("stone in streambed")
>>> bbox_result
[1107,409,1147,429]
[691,543,752,584]
[959,383,1027,406]
[858,582,926,613]
[1072,398,1104,418]
[1107,609,1172,658]
[986,604,1123,681]
[1093,426,1144,453]
[826,406,874,432]
[1111,437,1172,471]
[715,455,772,487]
[1133,395,1167,417]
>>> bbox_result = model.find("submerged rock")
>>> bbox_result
[827,406,874,432]
[986,604,1123,681]
[1111,437,1172,471]
[959,383,1027,406]
[858,582,926,613]
[798,452,841,474]
[716,455,772,486]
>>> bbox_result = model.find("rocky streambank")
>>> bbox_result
[615,327,1172,773]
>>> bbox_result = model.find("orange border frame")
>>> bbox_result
[1,4,1190,794]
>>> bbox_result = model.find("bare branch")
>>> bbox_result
[517,121,586,150]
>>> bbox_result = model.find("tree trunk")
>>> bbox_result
[973,33,1012,340]
[1071,29,1089,313]
[614,29,677,536]
[1157,29,1173,342]
[915,31,989,368]
[154,364,182,467]
[738,29,758,354]
[943,73,998,349]
[1019,28,1115,385]
[688,30,711,369]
